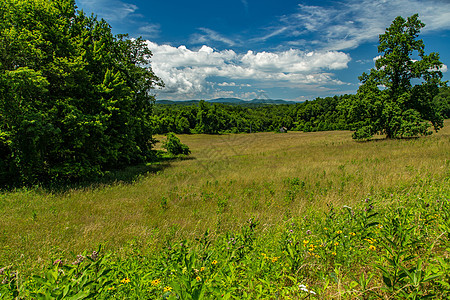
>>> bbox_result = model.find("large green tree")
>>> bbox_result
[344,14,445,140]
[0,0,161,185]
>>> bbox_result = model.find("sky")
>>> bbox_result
[77,0,450,101]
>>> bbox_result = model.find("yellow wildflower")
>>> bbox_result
[163,286,172,292]
[369,245,376,251]
[151,279,161,286]
[196,276,201,281]
[331,251,337,256]
[120,278,130,284]
[334,242,339,246]
[212,260,218,265]
[303,239,309,244]
[200,267,205,272]
[336,230,342,234]
[349,232,356,236]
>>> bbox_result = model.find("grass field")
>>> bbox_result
[1,123,449,298]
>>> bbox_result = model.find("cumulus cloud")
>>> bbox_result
[268,0,450,50]
[146,41,351,99]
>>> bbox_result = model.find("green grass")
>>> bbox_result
[1,122,449,298]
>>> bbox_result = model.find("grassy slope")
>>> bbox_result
[0,122,449,274]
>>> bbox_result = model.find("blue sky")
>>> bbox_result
[77,0,450,101]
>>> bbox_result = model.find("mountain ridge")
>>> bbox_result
[156,98,298,105]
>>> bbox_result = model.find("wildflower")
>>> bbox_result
[212,260,218,265]
[299,284,316,295]
[72,255,84,265]
[53,259,62,266]
[151,279,161,286]
[200,267,205,272]
[164,286,172,292]
[108,286,116,291]
[334,242,339,246]
[0,267,4,275]
[271,257,278,263]
[349,232,356,236]
[336,230,342,234]
[331,251,337,256]
[196,276,201,281]
[303,240,309,245]
[369,245,376,251]
[324,227,328,230]
[121,278,130,284]
[306,230,311,235]
[90,251,99,261]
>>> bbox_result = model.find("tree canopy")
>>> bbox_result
[0,0,162,186]
[342,14,446,140]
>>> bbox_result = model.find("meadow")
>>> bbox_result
[0,123,449,299]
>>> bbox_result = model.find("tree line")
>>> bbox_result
[151,84,449,135]
[151,95,352,134]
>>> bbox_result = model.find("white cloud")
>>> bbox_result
[270,0,450,50]
[190,28,236,46]
[146,41,351,99]
[218,82,252,87]
[78,0,138,22]
[138,24,160,38]
[78,0,160,38]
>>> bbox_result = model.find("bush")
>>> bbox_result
[163,133,191,155]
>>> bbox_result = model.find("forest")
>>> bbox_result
[151,89,450,135]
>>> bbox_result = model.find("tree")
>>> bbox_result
[345,14,445,140]
[433,86,450,119]
[0,0,162,186]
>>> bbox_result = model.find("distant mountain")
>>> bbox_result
[207,97,245,104]
[249,99,296,104]
[156,100,199,105]
[156,98,298,105]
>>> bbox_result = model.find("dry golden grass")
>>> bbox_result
[1,122,449,272]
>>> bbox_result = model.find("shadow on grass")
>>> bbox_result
[54,154,196,192]
[1,152,196,193]
[355,135,421,143]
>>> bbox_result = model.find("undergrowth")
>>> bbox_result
[1,177,449,299]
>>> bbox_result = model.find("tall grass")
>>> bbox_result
[0,122,449,277]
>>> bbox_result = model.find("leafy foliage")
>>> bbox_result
[342,14,446,140]
[0,0,161,186]
[151,95,353,135]
[163,133,191,156]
